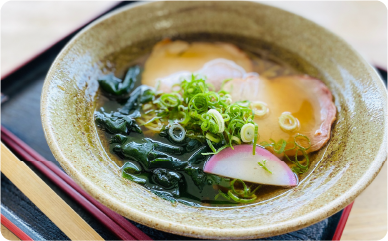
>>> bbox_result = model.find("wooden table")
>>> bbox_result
[1,1,116,76]
[1,2,386,240]
[1,225,19,241]
[264,1,387,69]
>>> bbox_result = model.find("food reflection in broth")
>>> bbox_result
[94,40,336,207]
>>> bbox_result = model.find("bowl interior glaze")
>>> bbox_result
[41,2,387,239]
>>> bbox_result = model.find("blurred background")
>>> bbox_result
[1,1,387,240]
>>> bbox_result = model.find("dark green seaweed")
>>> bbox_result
[95,111,142,135]
[120,85,155,115]
[98,66,140,97]
[95,73,252,206]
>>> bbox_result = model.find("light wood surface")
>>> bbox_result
[1,1,116,76]
[1,225,20,241]
[263,1,387,68]
[1,143,104,241]
[1,1,386,76]
[1,2,386,240]
[341,162,387,240]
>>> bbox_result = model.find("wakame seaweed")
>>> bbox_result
[95,111,142,135]
[96,108,237,205]
[95,69,261,206]
[120,85,155,115]
[98,65,140,97]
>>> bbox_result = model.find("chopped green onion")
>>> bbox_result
[247,184,262,196]
[202,144,228,156]
[206,139,217,153]
[205,133,220,143]
[230,136,241,145]
[136,75,260,155]
[206,109,225,133]
[230,179,248,196]
[258,160,272,174]
[260,138,288,154]
[241,123,255,142]
[279,112,299,131]
[215,190,231,200]
[160,93,180,107]
[252,123,259,155]
[294,134,311,150]
[168,124,186,142]
[251,101,269,117]
[218,179,261,204]
[260,134,312,174]
[227,190,257,203]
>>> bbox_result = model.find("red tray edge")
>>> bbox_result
[1,214,33,241]
[332,202,355,240]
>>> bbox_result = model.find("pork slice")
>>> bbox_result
[141,39,253,90]
[223,75,336,153]
[156,58,257,93]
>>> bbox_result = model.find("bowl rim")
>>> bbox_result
[41,1,388,239]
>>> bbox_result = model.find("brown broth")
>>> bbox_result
[95,42,316,207]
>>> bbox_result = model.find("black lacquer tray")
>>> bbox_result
[3,2,386,240]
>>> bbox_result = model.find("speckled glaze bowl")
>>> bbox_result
[41,2,387,239]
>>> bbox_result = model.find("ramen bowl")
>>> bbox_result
[41,2,387,239]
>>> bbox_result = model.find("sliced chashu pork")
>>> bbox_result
[141,39,253,90]
[223,75,336,153]
[140,39,336,153]
[154,59,257,93]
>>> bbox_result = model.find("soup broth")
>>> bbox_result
[94,42,319,207]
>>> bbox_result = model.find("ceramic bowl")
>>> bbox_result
[41,2,387,239]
